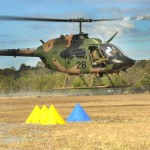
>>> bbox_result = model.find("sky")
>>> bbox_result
[0,0,150,69]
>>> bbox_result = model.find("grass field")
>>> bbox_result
[0,94,150,150]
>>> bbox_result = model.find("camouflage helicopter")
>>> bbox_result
[0,15,149,89]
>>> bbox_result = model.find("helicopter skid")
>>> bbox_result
[52,83,133,90]
[52,84,110,90]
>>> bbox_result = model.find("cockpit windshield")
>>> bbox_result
[100,44,126,58]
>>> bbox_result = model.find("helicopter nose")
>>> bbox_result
[111,56,135,71]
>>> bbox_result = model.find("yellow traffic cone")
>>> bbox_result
[45,105,66,125]
[25,105,41,124]
[39,105,49,125]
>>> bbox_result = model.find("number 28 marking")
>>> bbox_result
[76,61,86,69]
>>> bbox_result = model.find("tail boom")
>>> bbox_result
[0,48,38,57]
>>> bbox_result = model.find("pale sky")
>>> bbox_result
[0,0,150,69]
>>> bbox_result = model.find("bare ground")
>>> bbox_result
[0,94,150,150]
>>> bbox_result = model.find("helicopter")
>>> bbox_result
[0,15,149,89]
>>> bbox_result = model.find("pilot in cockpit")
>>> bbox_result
[90,46,107,66]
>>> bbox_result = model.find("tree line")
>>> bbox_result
[0,60,149,94]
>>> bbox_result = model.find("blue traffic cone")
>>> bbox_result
[67,103,91,122]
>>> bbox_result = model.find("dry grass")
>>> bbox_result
[0,94,150,150]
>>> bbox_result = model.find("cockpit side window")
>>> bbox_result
[89,46,103,59]
[89,46,107,67]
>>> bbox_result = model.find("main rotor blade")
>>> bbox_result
[0,15,150,22]
[0,16,74,22]
[0,16,91,22]
[92,15,150,21]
